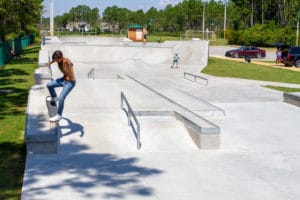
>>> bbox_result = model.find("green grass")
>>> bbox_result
[0,43,39,200]
[263,85,300,92]
[202,57,300,84]
[209,38,228,46]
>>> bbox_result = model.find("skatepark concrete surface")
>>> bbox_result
[22,36,300,200]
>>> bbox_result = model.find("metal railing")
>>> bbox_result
[87,68,95,79]
[48,66,53,80]
[121,92,141,150]
[184,72,208,86]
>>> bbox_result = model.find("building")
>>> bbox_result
[66,22,90,32]
[128,24,144,42]
[100,22,119,32]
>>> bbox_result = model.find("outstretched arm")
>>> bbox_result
[45,60,55,67]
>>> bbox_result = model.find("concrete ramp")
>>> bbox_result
[44,36,209,68]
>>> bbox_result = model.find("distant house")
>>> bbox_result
[100,22,119,32]
[66,22,90,32]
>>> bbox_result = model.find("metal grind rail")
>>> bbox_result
[87,68,95,79]
[49,66,53,80]
[184,72,208,86]
[120,92,141,150]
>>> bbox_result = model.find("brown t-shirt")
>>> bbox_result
[58,58,76,81]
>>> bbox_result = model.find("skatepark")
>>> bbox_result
[22,36,300,200]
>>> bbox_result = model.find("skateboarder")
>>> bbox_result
[143,28,148,45]
[45,50,76,122]
[171,52,180,68]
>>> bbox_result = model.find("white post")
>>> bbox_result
[250,0,253,27]
[202,3,205,39]
[297,11,300,46]
[50,0,54,36]
[297,18,299,46]
[224,0,227,39]
[261,0,264,24]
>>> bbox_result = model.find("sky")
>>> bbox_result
[42,0,184,17]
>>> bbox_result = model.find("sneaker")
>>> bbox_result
[49,97,58,106]
[50,101,56,106]
[49,114,62,122]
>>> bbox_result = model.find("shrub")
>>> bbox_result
[227,21,296,46]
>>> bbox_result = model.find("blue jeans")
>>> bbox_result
[47,77,76,116]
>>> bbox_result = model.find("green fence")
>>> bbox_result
[0,35,35,67]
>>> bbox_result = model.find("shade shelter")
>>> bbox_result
[128,24,144,42]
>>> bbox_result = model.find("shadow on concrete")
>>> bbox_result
[23,140,163,199]
[59,118,85,137]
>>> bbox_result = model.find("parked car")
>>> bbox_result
[225,46,266,58]
[281,46,300,67]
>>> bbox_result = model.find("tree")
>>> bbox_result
[55,13,71,29]
[0,0,43,40]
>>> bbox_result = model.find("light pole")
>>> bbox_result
[50,0,54,36]
[224,0,227,39]
[261,0,264,24]
[296,10,300,46]
[202,2,206,39]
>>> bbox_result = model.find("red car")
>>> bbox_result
[225,46,266,58]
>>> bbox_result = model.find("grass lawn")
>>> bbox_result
[263,85,300,92]
[202,57,300,86]
[0,43,39,200]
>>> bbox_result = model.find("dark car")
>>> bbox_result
[281,46,300,68]
[225,46,266,58]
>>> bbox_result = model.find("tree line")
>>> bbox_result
[51,0,300,45]
[1,0,300,45]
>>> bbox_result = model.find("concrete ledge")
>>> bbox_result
[38,49,50,67]
[127,75,220,149]
[283,92,300,107]
[34,67,52,85]
[134,109,220,149]
[25,85,60,154]
[174,110,220,149]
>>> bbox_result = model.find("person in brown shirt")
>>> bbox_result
[46,50,76,121]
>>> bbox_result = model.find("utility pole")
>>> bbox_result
[50,0,54,36]
[297,10,300,46]
[202,2,205,39]
[250,0,254,26]
[224,0,227,39]
[261,0,264,24]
